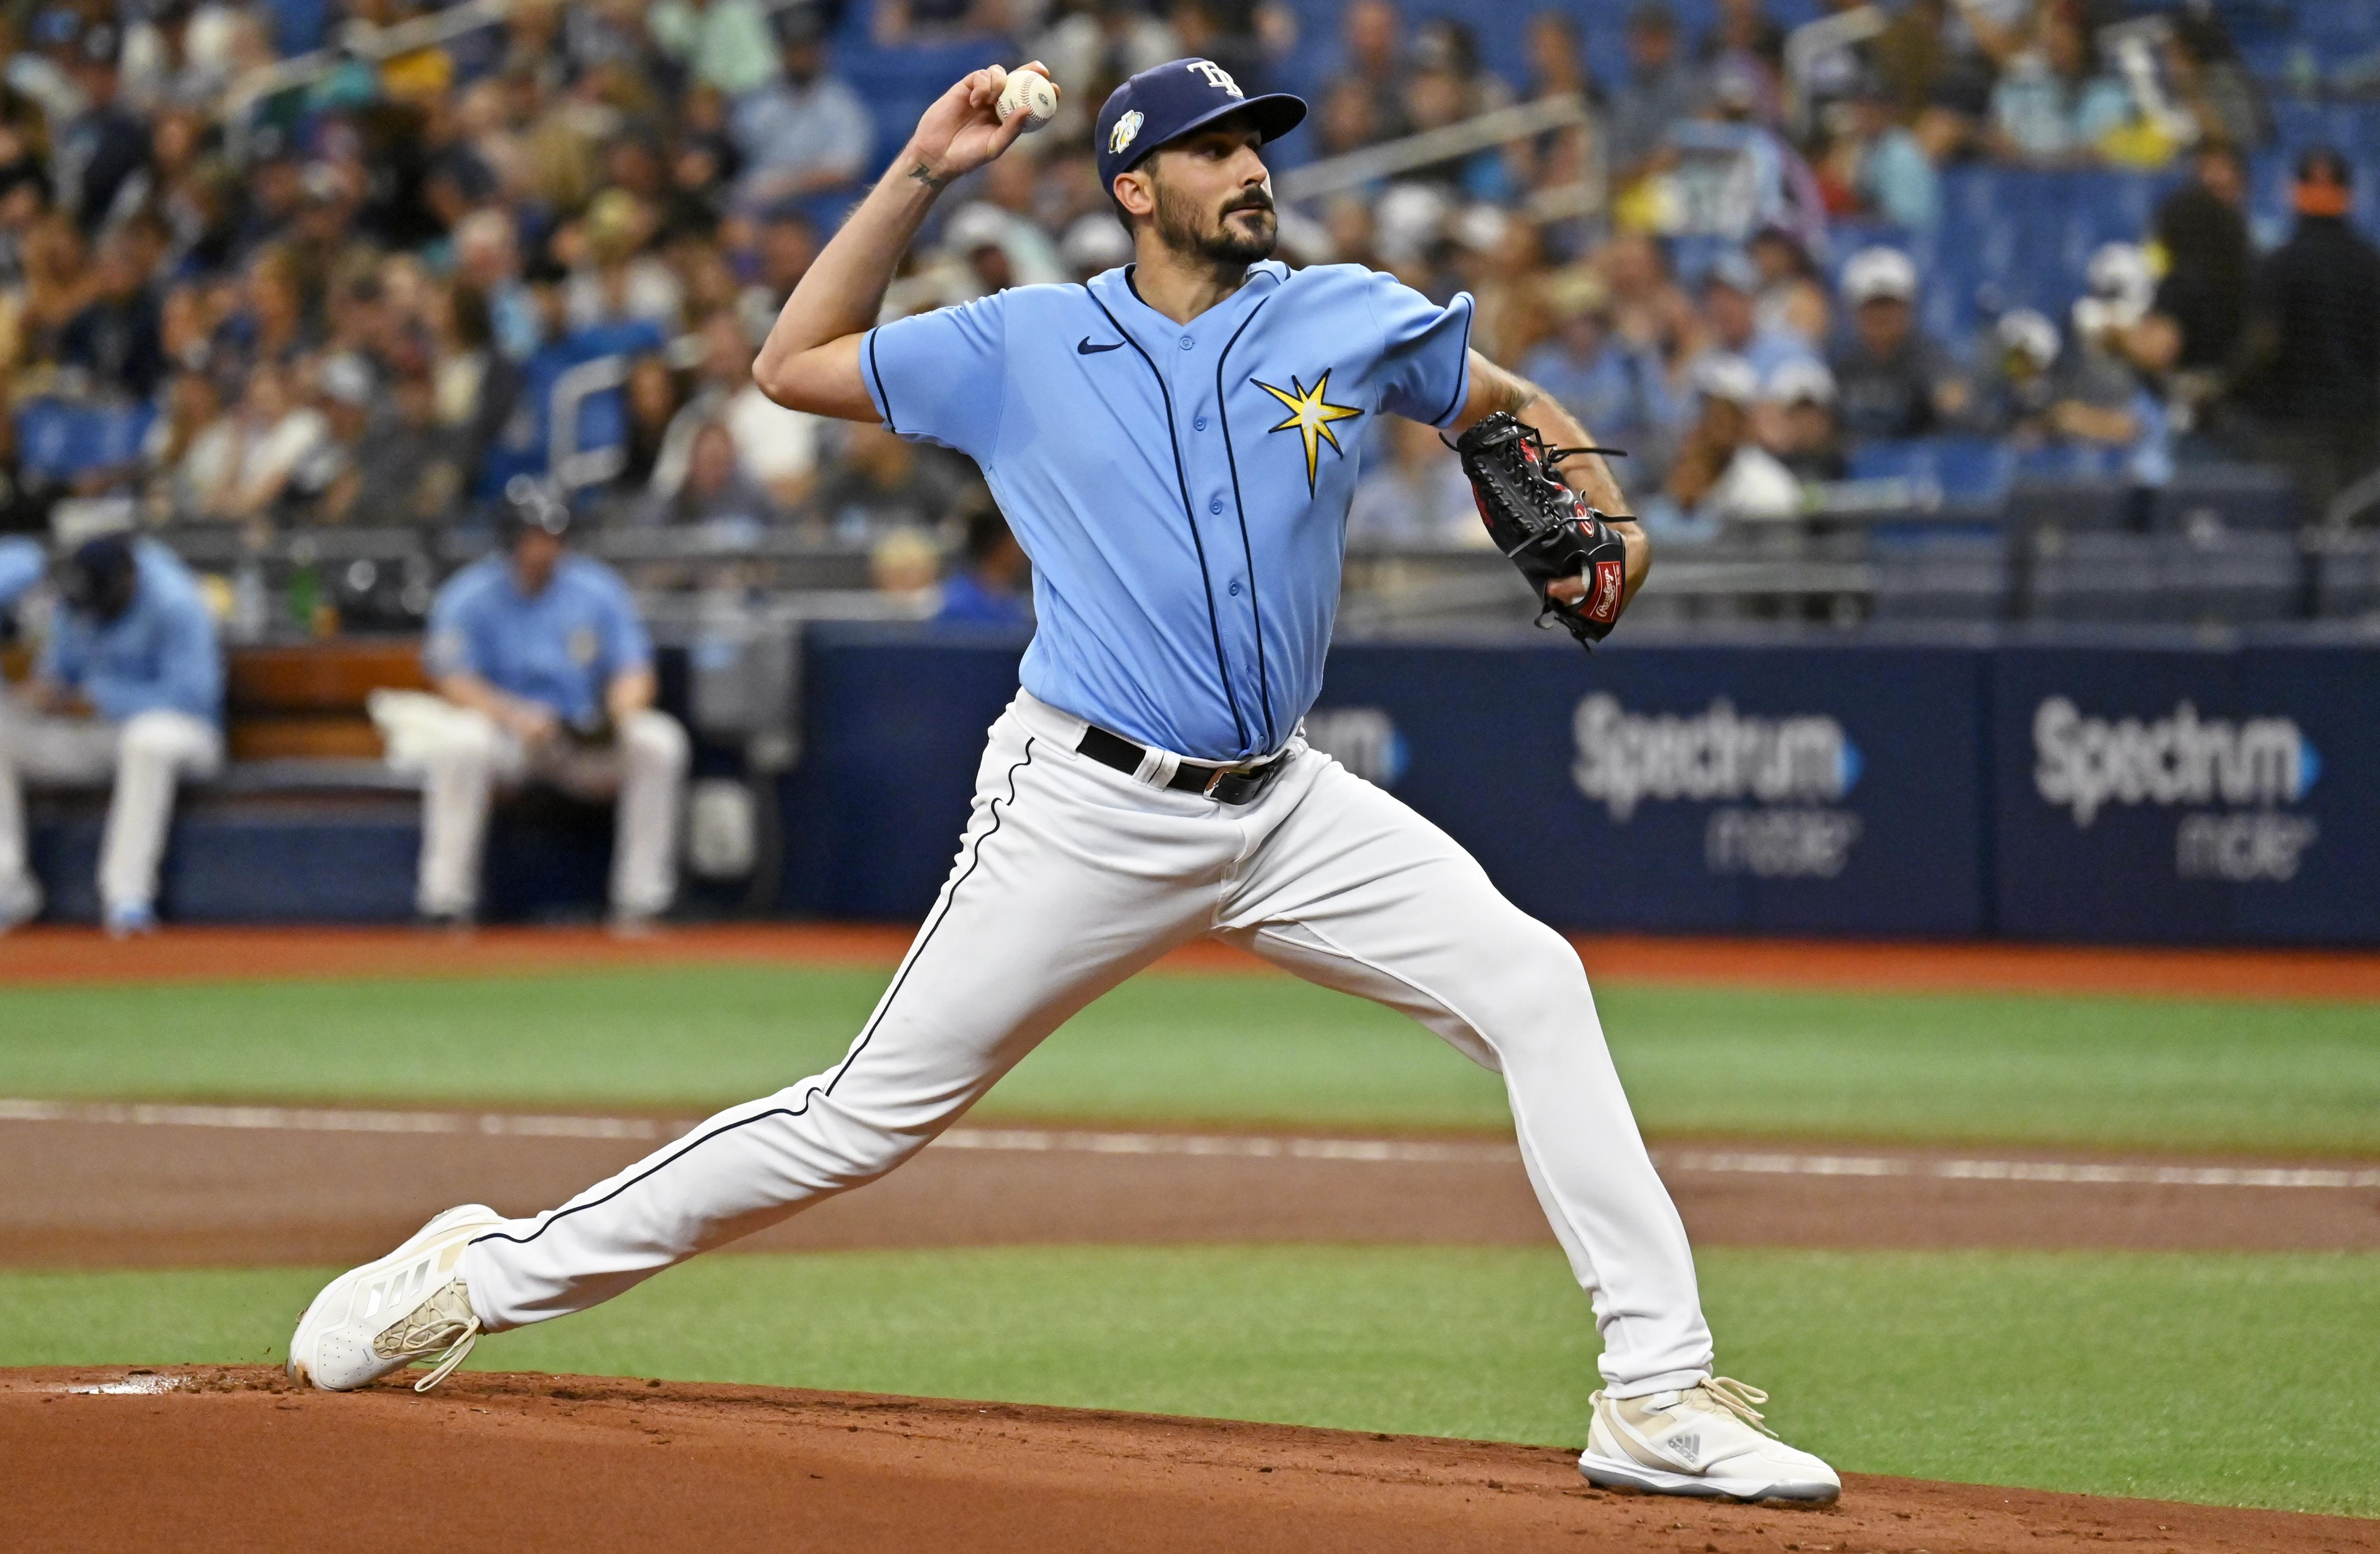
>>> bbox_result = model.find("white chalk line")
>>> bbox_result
[2,1097,2376,1191]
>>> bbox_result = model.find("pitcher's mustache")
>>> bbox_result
[1223,190,1275,216]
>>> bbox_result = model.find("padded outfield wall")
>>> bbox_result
[780,624,2377,946]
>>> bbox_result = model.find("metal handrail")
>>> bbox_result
[1781,4,1885,141]
[548,354,632,492]
[1277,94,1597,215]
[217,0,817,145]
[219,0,513,158]
[2325,464,2380,528]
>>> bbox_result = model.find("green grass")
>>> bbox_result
[1,967,2377,1153]
[6,1247,2374,1517]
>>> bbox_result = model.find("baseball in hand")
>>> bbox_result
[996,66,1058,131]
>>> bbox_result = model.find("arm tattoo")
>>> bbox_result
[906,161,952,191]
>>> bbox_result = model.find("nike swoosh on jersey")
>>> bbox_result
[1077,338,1125,354]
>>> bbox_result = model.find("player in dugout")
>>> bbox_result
[293,58,1839,1506]
[0,532,223,936]
[410,479,690,931]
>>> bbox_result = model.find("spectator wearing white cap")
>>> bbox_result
[1665,354,1802,529]
[1829,246,1969,440]
[1760,358,1846,481]
[1970,307,2061,440]
[2050,246,2174,487]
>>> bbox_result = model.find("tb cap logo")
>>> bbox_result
[1186,59,1243,97]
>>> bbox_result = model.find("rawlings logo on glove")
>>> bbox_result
[1453,411,1631,649]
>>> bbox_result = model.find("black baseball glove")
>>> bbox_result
[1453,411,1631,649]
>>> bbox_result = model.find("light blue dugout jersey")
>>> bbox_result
[863,261,1475,762]
[0,537,43,608]
[40,540,222,725]
[424,552,652,725]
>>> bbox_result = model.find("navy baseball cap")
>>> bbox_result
[1094,59,1306,193]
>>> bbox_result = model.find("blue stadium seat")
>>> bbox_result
[13,400,156,483]
[1846,437,2014,504]
[265,0,329,55]
[2016,442,2130,482]
[833,32,1003,181]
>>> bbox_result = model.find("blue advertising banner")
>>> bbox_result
[779,622,1031,919]
[1309,643,1990,937]
[1992,643,2380,944]
[783,627,1994,938]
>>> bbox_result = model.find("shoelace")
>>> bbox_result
[380,1283,482,1394]
[1693,1376,1778,1439]
[412,1323,480,1394]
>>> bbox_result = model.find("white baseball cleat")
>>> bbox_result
[288,1204,504,1393]
[1578,1377,1841,1504]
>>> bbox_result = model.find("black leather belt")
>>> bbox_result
[1075,724,1291,805]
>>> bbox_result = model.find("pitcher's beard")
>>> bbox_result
[1155,182,1277,264]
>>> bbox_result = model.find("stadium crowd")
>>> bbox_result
[0,0,2372,580]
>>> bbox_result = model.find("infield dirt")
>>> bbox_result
[4,1109,2376,1267]
[8,1367,2375,1554]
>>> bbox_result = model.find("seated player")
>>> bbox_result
[412,481,689,929]
[0,534,224,935]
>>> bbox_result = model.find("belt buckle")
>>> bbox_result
[1202,753,1278,804]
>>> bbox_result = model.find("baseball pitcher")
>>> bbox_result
[291,58,1838,1504]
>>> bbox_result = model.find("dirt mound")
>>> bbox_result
[4,1368,2369,1553]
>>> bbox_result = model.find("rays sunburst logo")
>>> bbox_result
[1254,371,1363,493]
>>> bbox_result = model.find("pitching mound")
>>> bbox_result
[5,1369,2370,1553]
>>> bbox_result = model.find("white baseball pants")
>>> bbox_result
[463,690,1714,1394]
[0,701,222,914]
[413,706,689,918]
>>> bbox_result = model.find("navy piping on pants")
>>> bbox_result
[470,738,1041,1252]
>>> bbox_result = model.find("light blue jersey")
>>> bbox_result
[425,552,652,725]
[40,540,222,725]
[863,261,1474,762]
[0,537,43,608]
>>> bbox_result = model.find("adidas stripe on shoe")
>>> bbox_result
[288,1204,503,1393]
[1578,1377,1840,1504]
